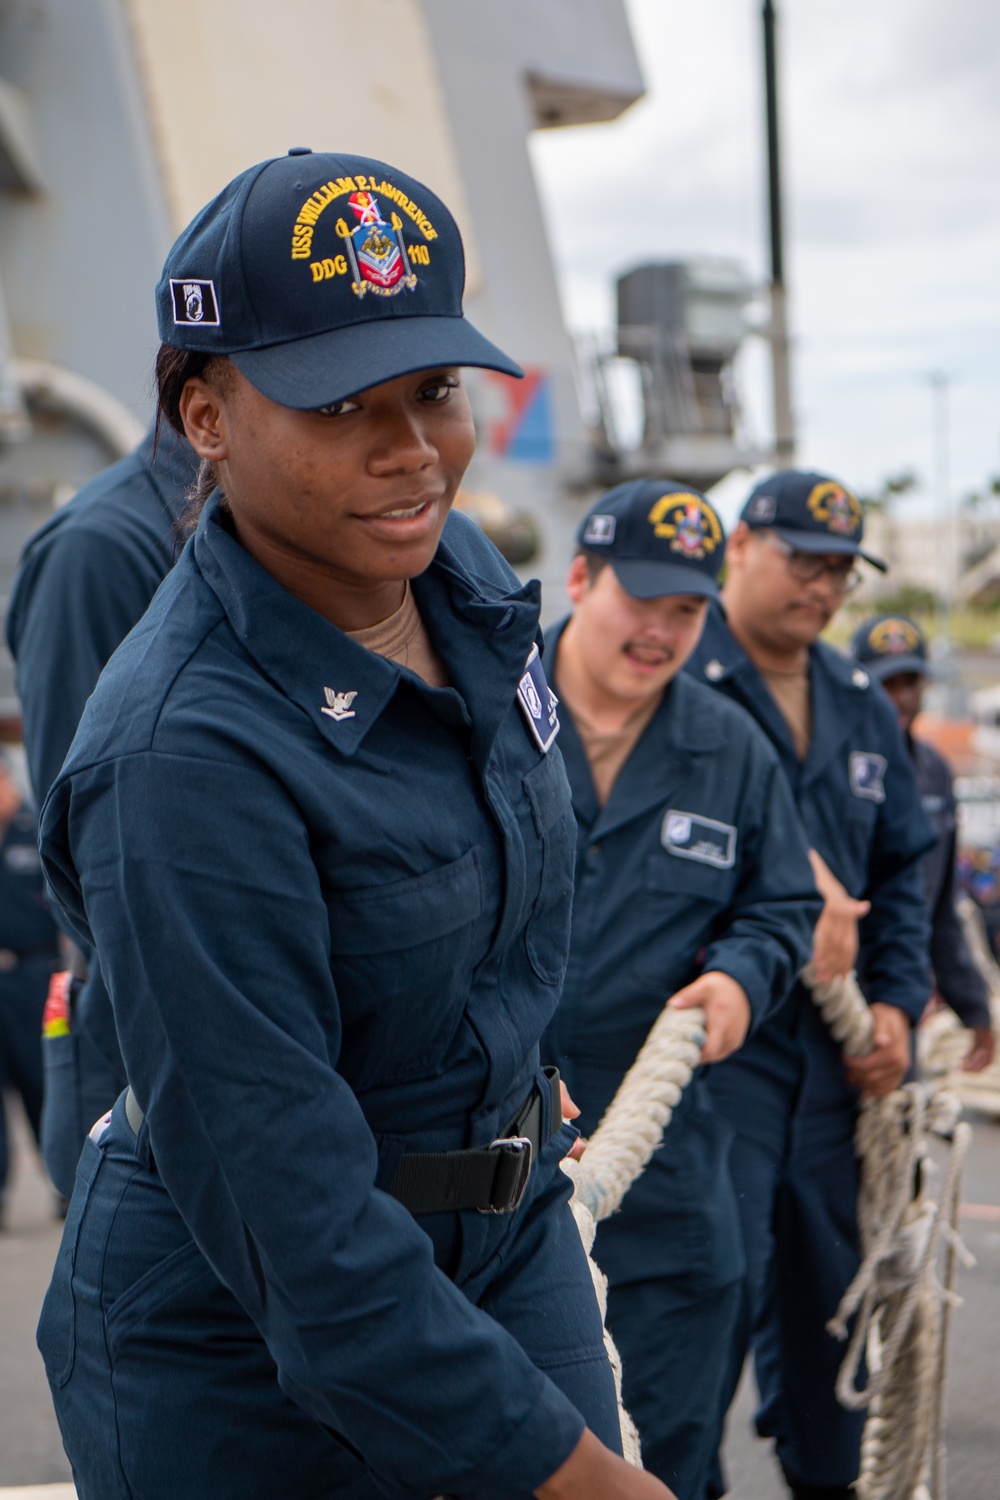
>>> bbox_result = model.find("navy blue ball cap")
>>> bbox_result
[577,480,726,600]
[741,469,887,572]
[156,149,521,408]
[850,613,930,680]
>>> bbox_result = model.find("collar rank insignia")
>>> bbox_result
[517,643,559,753]
[322,688,358,722]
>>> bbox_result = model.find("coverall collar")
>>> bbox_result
[412,532,543,769]
[693,601,874,786]
[193,491,541,761]
[545,616,726,837]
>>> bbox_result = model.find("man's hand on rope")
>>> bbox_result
[559,1080,587,1161]
[668,971,750,1064]
[963,1024,996,1073]
[808,850,871,984]
[535,1427,676,1499]
[844,1002,912,1097]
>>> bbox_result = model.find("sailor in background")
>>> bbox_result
[686,471,934,1500]
[6,424,199,1196]
[851,613,995,1072]
[0,753,61,1221]
[543,481,820,1500]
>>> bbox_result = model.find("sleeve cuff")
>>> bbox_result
[700,950,772,1030]
[456,1380,586,1499]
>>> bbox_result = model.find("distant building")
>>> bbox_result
[859,509,1000,604]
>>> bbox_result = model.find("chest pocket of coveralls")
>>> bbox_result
[325,848,486,1089]
[522,753,576,985]
[631,848,738,985]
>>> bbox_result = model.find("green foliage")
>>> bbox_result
[829,601,1000,649]
[869,584,939,616]
[860,470,920,512]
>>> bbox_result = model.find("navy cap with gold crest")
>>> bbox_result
[577,480,726,600]
[156,149,521,408]
[850,613,930,680]
[741,469,887,572]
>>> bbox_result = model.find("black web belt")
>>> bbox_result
[388,1068,562,1216]
[123,1067,562,1218]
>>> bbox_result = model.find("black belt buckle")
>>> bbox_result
[479,1134,533,1214]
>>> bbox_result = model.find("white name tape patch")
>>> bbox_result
[517,643,560,753]
[849,751,887,803]
[661,809,737,868]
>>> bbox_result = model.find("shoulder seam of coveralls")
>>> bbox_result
[95,609,235,756]
[59,745,299,783]
[25,506,160,562]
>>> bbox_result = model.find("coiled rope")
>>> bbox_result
[806,967,973,1500]
[562,1004,706,1466]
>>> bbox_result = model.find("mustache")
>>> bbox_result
[625,640,675,658]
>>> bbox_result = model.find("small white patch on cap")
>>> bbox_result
[583,514,616,545]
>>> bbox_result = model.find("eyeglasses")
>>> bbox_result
[762,533,862,594]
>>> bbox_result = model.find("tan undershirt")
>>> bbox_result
[761,665,812,761]
[567,692,662,807]
[346,583,450,689]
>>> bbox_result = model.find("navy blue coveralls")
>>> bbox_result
[6,424,199,1196]
[687,606,933,1494]
[0,798,60,1202]
[542,619,819,1500]
[909,734,991,1030]
[37,496,619,1500]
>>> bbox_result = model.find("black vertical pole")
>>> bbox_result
[763,0,794,460]
[763,0,782,284]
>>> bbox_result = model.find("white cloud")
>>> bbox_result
[529,0,1000,503]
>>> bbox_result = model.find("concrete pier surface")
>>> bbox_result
[2,1100,997,1497]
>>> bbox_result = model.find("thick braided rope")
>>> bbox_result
[562,1172,644,1467]
[805,969,973,1500]
[569,1006,706,1222]
[854,1119,971,1500]
[562,1003,706,1466]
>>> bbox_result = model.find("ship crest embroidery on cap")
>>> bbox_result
[290,171,435,298]
[868,618,920,655]
[170,279,220,327]
[648,493,722,560]
[807,480,861,536]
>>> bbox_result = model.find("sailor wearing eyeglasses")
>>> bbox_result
[686,471,934,1500]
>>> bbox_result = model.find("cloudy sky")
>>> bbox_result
[529,0,1000,516]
